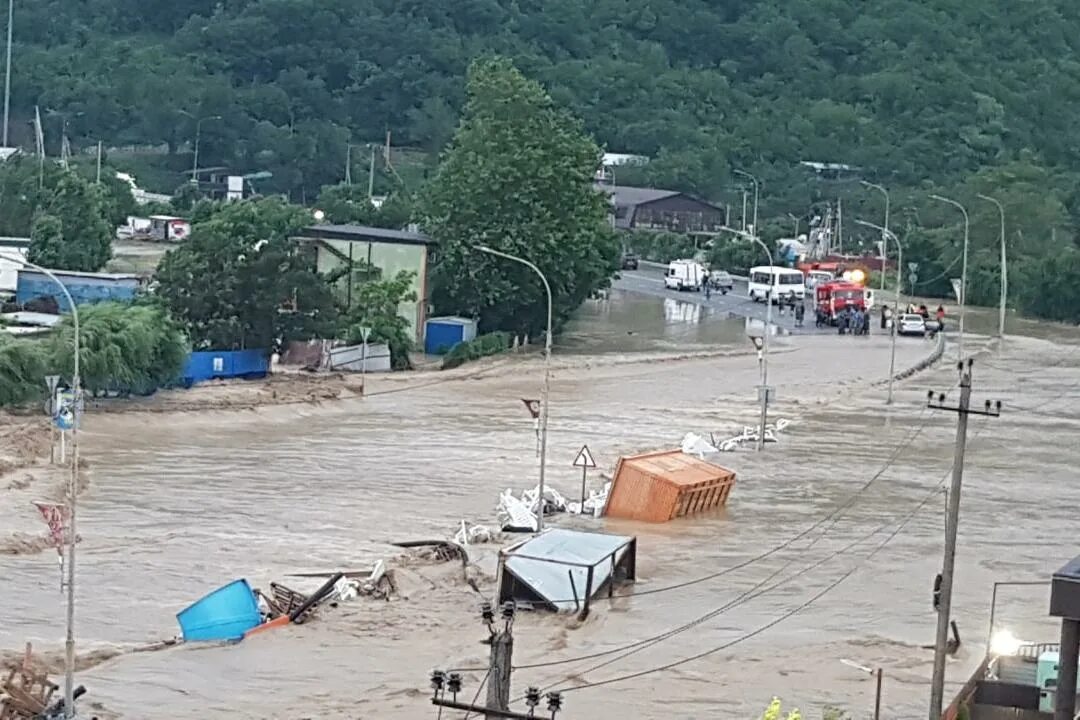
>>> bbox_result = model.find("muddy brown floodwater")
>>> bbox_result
[4,289,1080,720]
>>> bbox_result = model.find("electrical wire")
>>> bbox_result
[460,668,492,720]
[506,398,956,676]
[547,420,988,695]
[910,254,962,288]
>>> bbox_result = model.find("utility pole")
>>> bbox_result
[344,143,352,185]
[485,601,513,718]
[95,141,102,184]
[2,0,12,148]
[430,602,566,720]
[367,145,375,199]
[926,360,1001,720]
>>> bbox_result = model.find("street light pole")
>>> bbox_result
[856,219,902,405]
[787,213,799,238]
[977,194,1007,341]
[724,226,773,450]
[930,194,969,359]
[475,245,553,532]
[0,253,80,717]
[183,113,222,185]
[734,169,759,234]
[861,181,889,292]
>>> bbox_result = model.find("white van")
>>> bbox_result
[664,259,705,291]
[748,266,805,303]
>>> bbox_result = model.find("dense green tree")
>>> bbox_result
[425,57,618,336]
[49,302,189,396]
[26,171,112,272]
[0,334,48,407]
[153,198,339,351]
[315,183,416,228]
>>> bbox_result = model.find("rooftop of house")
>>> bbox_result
[596,184,682,208]
[298,223,436,247]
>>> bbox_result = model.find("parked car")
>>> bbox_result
[709,270,734,294]
[621,252,639,270]
[898,313,927,336]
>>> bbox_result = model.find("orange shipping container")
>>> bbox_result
[604,450,736,522]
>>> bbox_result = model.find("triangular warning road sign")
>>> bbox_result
[572,445,596,468]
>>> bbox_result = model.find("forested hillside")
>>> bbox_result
[11,0,1080,316]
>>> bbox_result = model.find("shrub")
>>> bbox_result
[441,331,511,370]
[0,335,49,407]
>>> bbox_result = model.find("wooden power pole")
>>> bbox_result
[926,359,1001,720]
[431,601,566,720]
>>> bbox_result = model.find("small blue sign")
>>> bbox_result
[54,389,75,430]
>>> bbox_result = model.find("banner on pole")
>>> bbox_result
[950,278,963,304]
[32,501,68,551]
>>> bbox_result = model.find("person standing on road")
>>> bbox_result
[936,304,945,327]
[703,270,712,300]
[795,301,805,328]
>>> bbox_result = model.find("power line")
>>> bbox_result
[547,425,986,696]
[506,403,948,677]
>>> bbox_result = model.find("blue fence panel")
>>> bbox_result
[16,276,139,312]
[181,350,269,387]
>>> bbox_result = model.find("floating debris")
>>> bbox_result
[711,418,792,451]
[496,485,570,532]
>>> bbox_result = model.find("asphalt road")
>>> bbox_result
[613,264,836,335]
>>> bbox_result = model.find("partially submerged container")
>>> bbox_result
[497,528,636,613]
[176,579,262,642]
[604,449,736,522]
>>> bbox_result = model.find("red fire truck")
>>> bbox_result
[814,280,867,325]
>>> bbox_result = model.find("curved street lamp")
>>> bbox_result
[724,227,773,450]
[860,181,890,292]
[473,245,553,532]
[929,194,969,359]
[0,252,81,717]
[733,169,759,234]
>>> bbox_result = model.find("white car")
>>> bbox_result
[898,314,927,336]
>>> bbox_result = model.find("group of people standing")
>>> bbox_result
[837,305,871,335]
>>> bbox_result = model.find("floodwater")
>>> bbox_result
[4,288,1080,720]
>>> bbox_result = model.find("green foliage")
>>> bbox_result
[0,334,49,407]
[440,331,511,370]
[153,198,339,351]
[707,237,766,275]
[339,270,417,369]
[426,57,619,337]
[12,0,1080,321]
[761,698,801,720]
[316,184,415,228]
[627,231,699,264]
[49,302,189,396]
[26,170,113,272]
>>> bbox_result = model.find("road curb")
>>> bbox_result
[892,330,946,382]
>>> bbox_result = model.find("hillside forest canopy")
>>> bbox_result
[6,0,1080,321]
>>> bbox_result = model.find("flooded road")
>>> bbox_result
[3,288,1080,719]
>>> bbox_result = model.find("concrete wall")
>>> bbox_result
[316,239,428,342]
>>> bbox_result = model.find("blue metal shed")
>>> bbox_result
[424,316,478,354]
[181,350,269,387]
[16,269,140,311]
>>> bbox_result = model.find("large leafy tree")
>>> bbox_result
[50,302,189,396]
[425,57,618,336]
[153,198,339,351]
[25,170,113,272]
